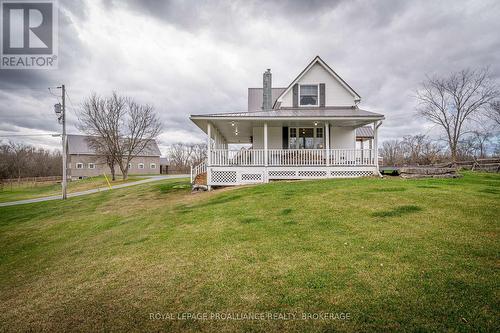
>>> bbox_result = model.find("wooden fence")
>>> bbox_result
[0,176,63,190]
[440,158,500,172]
[166,168,190,175]
[382,158,500,175]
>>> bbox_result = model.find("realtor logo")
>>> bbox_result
[1,0,58,69]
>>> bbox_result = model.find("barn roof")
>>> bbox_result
[67,135,161,156]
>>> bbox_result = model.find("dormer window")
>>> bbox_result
[299,84,319,106]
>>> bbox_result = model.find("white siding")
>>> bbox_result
[280,63,356,107]
[281,63,355,107]
[281,90,293,107]
[252,127,282,149]
[330,127,355,149]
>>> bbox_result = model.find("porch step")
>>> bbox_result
[192,172,208,192]
[194,172,207,186]
[192,184,208,192]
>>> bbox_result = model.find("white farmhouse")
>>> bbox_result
[190,56,384,187]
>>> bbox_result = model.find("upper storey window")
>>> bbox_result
[299,84,318,106]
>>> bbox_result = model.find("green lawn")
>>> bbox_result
[0,175,141,203]
[0,172,498,332]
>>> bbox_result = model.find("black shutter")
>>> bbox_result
[282,127,288,149]
[319,83,325,107]
[292,84,298,107]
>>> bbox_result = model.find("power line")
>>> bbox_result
[65,90,79,113]
[0,115,48,118]
[48,87,61,104]
[0,87,60,90]
[0,133,59,137]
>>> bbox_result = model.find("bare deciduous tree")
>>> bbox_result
[416,68,498,162]
[494,138,500,157]
[470,130,493,158]
[381,135,444,166]
[381,140,403,166]
[8,141,30,180]
[167,143,194,168]
[401,134,443,165]
[89,137,118,180]
[79,93,125,181]
[401,135,425,164]
[456,137,476,160]
[488,101,500,126]
[190,143,207,166]
[78,92,162,180]
[0,142,61,179]
[116,99,162,179]
[165,143,207,172]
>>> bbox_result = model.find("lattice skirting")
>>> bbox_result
[241,173,263,182]
[268,170,297,179]
[209,167,376,185]
[210,170,264,185]
[298,170,328,177]
[330,170,374,178]
[211,170,237,184]
[269,169,372,180]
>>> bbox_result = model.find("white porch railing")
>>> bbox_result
[268,149,325,166]
[330,149,375,165]
[190,160,207,183]
[211,149,266,166]
[210,149,375,166]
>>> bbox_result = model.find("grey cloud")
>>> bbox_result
[0,1,89,89]
[0,0,91,140]
[61,0,89,21]
[1,0,500,149]
[102,0,346,46]
[108,0,345,28]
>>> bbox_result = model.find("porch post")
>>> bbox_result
[361,139,364,165]
[369,138,373,166]
[374,121,379,173]
[214,128,218,149]
[207,122,212,190]
[207,122,212,165]
[264,122,268,166]
[325,122,330,166]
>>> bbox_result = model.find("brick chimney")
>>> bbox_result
[262,69,272,112]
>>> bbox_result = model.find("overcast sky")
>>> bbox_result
[1,0,499,154]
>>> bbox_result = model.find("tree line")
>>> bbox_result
[0,140,207,180]
[381,67,499,165]
[164,143,207,170]
[0,142,62,179]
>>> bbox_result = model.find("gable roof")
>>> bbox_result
[248,87,286,111]
[274,56,361,106]
[67,134,161,156]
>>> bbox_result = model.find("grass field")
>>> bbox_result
[0,172,498,332]
[0,175,141,203]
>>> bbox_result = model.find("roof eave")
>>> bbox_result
[190,115,385,121]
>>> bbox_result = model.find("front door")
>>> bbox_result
[289,127,324,149]
[298,128,314,149]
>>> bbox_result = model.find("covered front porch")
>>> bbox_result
[190,110,383,187]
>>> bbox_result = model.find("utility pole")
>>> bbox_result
[61,85,67,199]
[55,84,67,199]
